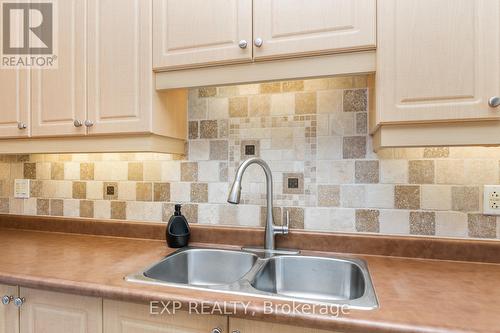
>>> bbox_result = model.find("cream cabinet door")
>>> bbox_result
[0,69,30,138]
[229,318,339,333]
[376,0,500,124]
[103,300,227,333]
[87,0,152,135]
[0,284,18,333]
[253,0,376,60]
[31,0,87,137]
[153,0,253,70]
[19,288,102,333]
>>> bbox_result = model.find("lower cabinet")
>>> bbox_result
[0,284,18,333]
[229,318,335,333]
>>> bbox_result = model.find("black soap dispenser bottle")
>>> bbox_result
[166,204,191,248]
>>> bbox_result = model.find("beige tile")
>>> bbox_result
[260,207,282,227]
[188,93,207,119]
[295,92,317,115]
[163,203,198,223]
[270,93,294,116]
[464,160,498,185]
[423,147,449,158]
[238,83,259,95]
[64,162,80,180]
[36,162,51,180]
[86,181,104,200]
[343,136,366,159]
[128,162,143,181]
[170,183,191,202]
[198,87,216,97]
[451,186,480,212]
[80,163,94,180]
[380,160,408,184]
[353,75,368,88]
[154,182,170,202]
[329,112,355,136]
[395,185,420,210]
[63,199,80,217]
[94,201,111,219]
[317,160,354,184]
[23,163,36,179]
[94,161,128,181]
[190,183,208,203]
[435,211,468,238]
[340,185,366,208]
[317,90,342,114]
[410,212,435,235]
[343,89,367,112]
[117,181,136,201]
[468,214,496,238]
[50,199,64,216]
[355,209,379,232]
[80,200,94,218]
[260,82,281,94]
[229,97,248,117]
[188,121,199,139]
[408,160,435,184]
[51,162,64,180]
[208,182,229,204]
[189,141,210,160]
[304,78,330,91]
[249,95,271,117]
[136,182,153,201]
[328,76,354,89]
[435,160,464,184]
[111,201,126,220]
[217,85,239,97]
[36,198,50,215]
[365,184,394,209]
[421,185,452,211]
[209,140,228,160]
[282,80,304,92]
[181,162,198,182]
[379,210,410,235]
[143,161,161,181]
[72,181,86,199]
[355,160,379,184]
[317,185,340,207]
[103,182,118,200]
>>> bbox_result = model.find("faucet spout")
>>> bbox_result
[227,158,288,251]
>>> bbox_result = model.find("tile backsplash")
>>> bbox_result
[1,75,500,240]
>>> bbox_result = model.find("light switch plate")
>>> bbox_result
[483,185,500,215]
[14,179,30,199]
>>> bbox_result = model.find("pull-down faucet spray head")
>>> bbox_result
[227,180,242,204]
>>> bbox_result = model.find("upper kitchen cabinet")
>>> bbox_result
[31,0,87,137]
[0,69,30,138]
[253,0,376,60]
[153,0,253,70]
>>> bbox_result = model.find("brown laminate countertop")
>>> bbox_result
[0,228,499,333]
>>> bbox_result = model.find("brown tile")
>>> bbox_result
[36,198,50,215]
[452,186,480,212]
[136,182,153,201]
[343,136,366,159]
[295,92,317,115]
[229,97,248,117]
[355,160,379,184]
[283,173,304,195]
[181,162,198,182]
[30,180,43,197]
[111,201,126,220]
[72,181,86,199]
[190,183,208,203]
[355,209,380,233]
[188,121,199,139]
[409,160,435,184]
[240,140,260,158]
[356,112,368,135]
[283,207,304,229]
[103,182,118,200]
[200,120,218,139]
[154,182,170,202]
[343,89,367,112]
[424,147,450,158]
[0,198,8,213]
[198,87,216,98]
[260,82,281,94]
[128,162,143,181]
[468,214,497,238]
[395,185,420,210]
[23,163,36,179]
[50,199,63,216]
[249,95,271,117]
[317,185,340,207]
[163,203,198,223]
[282,80,304,92]
[51,162,64,180]
[260,207,282,227]
[80,200,94,218]
[209,140,228,160]
[410,211,436,235]
[80,163,94,180]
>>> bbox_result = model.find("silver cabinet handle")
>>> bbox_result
[84,120,94,127]
[254,38,263,48]
[211,328,222,333]
[74,120,83,127]
[13,297,24,307]
[231,331,241,333]
[1,295,13,305]
[238,40,248,49]
[17,122,27,130]
[488,96,500,108]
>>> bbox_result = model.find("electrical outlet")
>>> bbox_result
[14,179,30,199]
[483,185,500,215]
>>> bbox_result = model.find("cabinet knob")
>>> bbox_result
[1,295,13,305]
[238,40,248,49]
[254,38,263,48]
[17,122,27,130]
[488,96,500,108]
[211,328,222,333]
[74,120,83,127]
[84,120,94,127]
[13,297,24,307]
[231,331,241,333]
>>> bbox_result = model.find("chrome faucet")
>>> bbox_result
[228,158,289,251]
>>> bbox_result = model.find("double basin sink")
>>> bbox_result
[126,247,378,310]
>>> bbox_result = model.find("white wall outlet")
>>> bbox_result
[14,179,30,199]
[483,185,500,215]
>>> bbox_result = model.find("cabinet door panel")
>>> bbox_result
[253,0,376,60]
[376,0,500,123]
[104,300,227,333]
[0,284,18,333]
[153,0,253,70]
[87,0,151,134]
[20,288,102,333]
[0,69,30,138]
[229,318,339,333]
[31,0,87,137]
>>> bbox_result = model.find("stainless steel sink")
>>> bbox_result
[127,247,378,310]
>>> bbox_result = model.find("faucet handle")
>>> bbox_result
[282,210,290,235]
